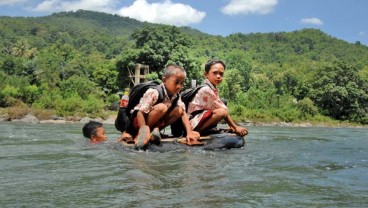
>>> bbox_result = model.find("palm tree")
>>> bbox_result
[12,40,37,58]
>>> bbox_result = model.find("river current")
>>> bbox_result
[0,122,367,207]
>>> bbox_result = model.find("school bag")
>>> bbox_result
[114,81,179,132]
[170,84,208,136]
[180,84,208,110]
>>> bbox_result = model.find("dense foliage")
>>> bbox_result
[1,10,367,124]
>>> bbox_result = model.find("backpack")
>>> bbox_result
[170,84,208,136]
[114,81,179,132]
[180,84,208,111]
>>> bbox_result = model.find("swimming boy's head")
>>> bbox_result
[204,59,226,86]
[82,121,107,143]
[162,64,186,95]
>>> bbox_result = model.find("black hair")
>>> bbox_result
[163,63,187,78]
[82,121,103,139]
[204,59,226,73]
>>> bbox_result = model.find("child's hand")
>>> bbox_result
[185,131,203,146]
[186,130,200,142]
[117,132,133,143]
[234,126,248,136]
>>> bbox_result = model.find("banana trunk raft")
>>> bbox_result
[115,132,245,152]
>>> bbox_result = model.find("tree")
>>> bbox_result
[224,49,252,91]
[12,39,37,58]
[58,75,102,100]
[219,68,243,101]
[118,25,201,89]
[92,61,119,94]
[131,25,193,72]
[309,61,368,122]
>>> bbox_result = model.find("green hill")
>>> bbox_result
[1,10,367,124]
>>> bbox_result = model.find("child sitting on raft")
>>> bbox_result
[119,64,200,149]
[187,59,248,136]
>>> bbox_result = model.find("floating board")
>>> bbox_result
[116,132,245,152]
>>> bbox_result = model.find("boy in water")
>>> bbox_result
[187,59,248,136]
[82,121,107,144]
[120,64,200,149]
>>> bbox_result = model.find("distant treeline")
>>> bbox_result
[1,10,367,124]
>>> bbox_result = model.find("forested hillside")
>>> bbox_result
[1,10,367,124]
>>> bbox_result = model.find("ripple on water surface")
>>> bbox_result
[1,123,368,207]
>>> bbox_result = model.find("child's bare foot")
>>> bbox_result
[150,127,161,146]
[135,125,150,150]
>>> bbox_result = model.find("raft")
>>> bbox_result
[117,132,245,152]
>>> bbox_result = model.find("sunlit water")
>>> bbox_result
[0,122,367,207]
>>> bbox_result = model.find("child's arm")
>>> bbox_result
[224,114,248,136]
[133,88,160,127]
[133,89,160,114]
[181,112,200,141]
[129,89,159,136]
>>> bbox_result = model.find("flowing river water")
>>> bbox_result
[1,122,367,207]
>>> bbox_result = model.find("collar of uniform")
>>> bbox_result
[204,79,217,91]
[160,83,178,101]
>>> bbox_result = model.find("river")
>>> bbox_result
[0,122,367,207]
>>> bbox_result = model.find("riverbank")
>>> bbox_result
[0,107,116,125]
[0,107,366,128]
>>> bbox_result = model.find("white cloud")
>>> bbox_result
[32,0,118,14]
[0,0,26,6]
[300,17,323,26]
[118,0,205,26]
[358,31,366,36]
[221,0,278,15]
[29,0,205,26]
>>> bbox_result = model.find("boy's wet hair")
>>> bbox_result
[82,121,103,139]
[162,64,187,78]
[205,59,226,73]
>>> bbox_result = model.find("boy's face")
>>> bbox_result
[162,72,185,95]
[91,127,107,143]
[205,63,224,86]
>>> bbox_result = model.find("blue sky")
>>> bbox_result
[1,0,367,45]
